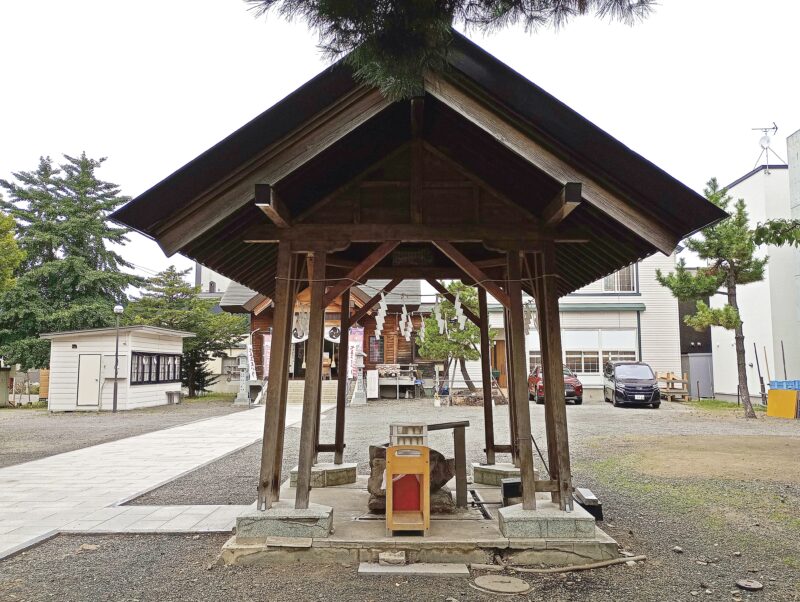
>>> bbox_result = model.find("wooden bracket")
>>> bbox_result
[542,183,581,227]
[322,240,400,307]
[255,184,291,228]
[347,278,402,326]
[432,240,511,309]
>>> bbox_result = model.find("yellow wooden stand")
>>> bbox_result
[385,445,430,536]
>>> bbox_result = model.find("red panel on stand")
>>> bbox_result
[391,474,421,511]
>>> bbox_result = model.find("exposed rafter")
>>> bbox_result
[432,240,511,309]
[322,241,400,307]
[255,184,291,228]
[542,183,581,227]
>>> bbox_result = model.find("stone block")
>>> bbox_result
[379,550,406,565]
[235,503,333,540]
[289,463,357,488]
[472,463,539,487]
[498,502,595,540]
[358,562,470,576]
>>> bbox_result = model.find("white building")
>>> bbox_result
[41,326,194,412]
[479,253,682,399]
[708,149,800,401]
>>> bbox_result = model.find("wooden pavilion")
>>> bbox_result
[113,33,725,520]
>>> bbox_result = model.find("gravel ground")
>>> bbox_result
[0,397,243,468]
[2,398,799,601]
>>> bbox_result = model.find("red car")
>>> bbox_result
[528,365,584,405]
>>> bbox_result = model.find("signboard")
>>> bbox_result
[348,327,364,378]
[262,332,272,380]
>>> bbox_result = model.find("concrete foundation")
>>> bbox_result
[289,463,358,488]
[221,475,617,567]
[235,501,333,540]
[498,502,596,539]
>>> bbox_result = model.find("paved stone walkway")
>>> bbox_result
[0,404,330,559]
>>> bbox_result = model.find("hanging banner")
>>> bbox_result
[262,332,272,380]
[348,327,364,378]
[324,326,342,343]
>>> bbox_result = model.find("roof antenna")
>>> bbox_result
[751,122,787,173]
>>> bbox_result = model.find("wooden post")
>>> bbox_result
[453,426,467,508]
[271,254,299,501]
[503,308,519,466]
[334,289,350,464]
[257,241,294,510]
[506,250,537,510]
[535,245,573,510]
[295,250,327,509]
[478,288,496,465]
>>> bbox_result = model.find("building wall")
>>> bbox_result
[711,167,793,399]
[124,331,184,410]
[48,333,132,412]
[637,253,683,377]
[786,131,800,379]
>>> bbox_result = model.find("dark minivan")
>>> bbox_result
[603,361,660,408]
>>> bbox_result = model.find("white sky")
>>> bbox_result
[1,0,798,283]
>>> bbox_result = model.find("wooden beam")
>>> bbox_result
[506,250,537,510]
[256,241,293,510]
[244,223,582,244]
[478,288,496,465]
[334,288,350,464]
[347,278,402,326]
[411,97,425,225]
[157,87,392,255]
[432,241,511,309]
[425,279,481,327]
[295,250,327,509]
[424,75,680,255]
[322,241,399,307]
[255,184,291,228]
[474,257,507,269]
[541,183,581,227]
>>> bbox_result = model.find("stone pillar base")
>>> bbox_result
[473,462,526,486]
[289,463,357,488]
[498,502,596,539]
[236,502,333,540]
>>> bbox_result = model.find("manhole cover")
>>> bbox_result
[473,575,530,594]
[736,579,763,591]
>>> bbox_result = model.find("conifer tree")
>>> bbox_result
[246,0,655,99]
[0,199,24,293]
[125,267,248,397]
[0,154,140,368]
[657,178,800,419]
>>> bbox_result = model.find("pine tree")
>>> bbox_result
[657,178,800,419]
[246,0,655,99]
[417,281,482,394]
[125,267,248,397]
[0,154,140,368]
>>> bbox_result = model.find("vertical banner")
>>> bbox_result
[262,332,272,380]
[348,327,364,378]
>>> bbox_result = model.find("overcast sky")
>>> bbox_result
[1,0,797,282]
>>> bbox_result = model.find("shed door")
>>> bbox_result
[77,354,102,406]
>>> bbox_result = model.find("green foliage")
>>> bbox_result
[684,300,740,331]
[417,280,481,363]
[125,266,248,396]
[0,154,140,369]
[0,202,24,293]
[246,0,654,99]
[752,219,800,248]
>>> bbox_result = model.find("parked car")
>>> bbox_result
[528,365,584,405]
[603,361,660,408]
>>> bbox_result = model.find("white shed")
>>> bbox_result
[40,326,194,412]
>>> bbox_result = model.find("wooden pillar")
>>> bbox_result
[257,241,294,510]
[478,288,496,465]
[453,426,467,508]
[506,250,537,510]
[535,245,573,511]
[334,289,350,464]
[504,308,519,466]
[295,250,327,509]
[271,254,299,502]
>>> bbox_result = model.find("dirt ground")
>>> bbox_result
[1,397,799,601]
[0,396,243,468]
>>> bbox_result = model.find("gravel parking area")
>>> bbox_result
[2,398,799,600]
[0,397,243,468]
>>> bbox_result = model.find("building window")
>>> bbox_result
[565,350,600,373]
[209,281,216,293]
[131,353,182,385]
[602,350,637,364]
[603,265,636,292]
[368,337,384,363]
[528,351,542,371]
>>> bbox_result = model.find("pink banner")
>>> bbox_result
[348,327,364,378]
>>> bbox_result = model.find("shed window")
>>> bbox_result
[131,352,182,385]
